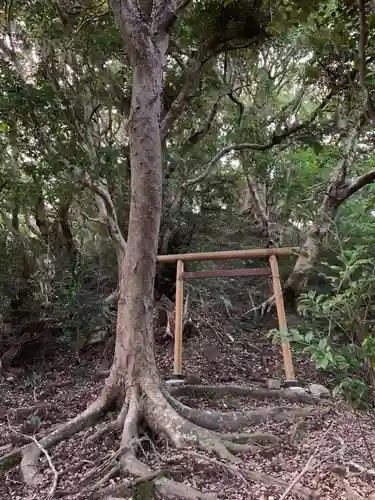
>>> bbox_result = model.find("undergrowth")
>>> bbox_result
[269,246,375,407]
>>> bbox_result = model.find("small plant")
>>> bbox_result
[332,378,368,408]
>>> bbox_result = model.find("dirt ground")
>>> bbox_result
[1,313,375,500]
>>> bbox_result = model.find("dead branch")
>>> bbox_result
[183,449,314,499]
[9,425,59,496]
[0,381,116,485]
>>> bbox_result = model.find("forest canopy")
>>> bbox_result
[1,0,375,499]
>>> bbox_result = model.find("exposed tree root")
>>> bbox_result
[222,440,259,454]
[243,468,314,499]
[214,432,281,445]
[116,387,217,499]
[164,390,321,431]
[168,384,323,404]
[87,400,128,444]
[1,378,322,499]
[145,381,238,460]
[95,465,216,500]
[19,377,117,486]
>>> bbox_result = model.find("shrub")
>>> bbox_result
[269,246,375,407]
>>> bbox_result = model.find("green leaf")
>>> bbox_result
[28,415,41,426]
[0,122,9,132]
[316,356,329,370]
[318,338,327,350]
[369,13,375,30]
[305,331,314,343]
[332,385,341,398]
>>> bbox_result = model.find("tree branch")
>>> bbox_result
[342,169,375,198]
[160,46,216,140]
[153,0,192,33]
[358,0,375,123]
[181,95,333,189]
[109,0,150,62]
[72,168,127,257]
[181,143,273,188]
[186,97,220,146]
[0,38,21,73]
[164,97,221,181]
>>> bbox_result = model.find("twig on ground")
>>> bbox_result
[181,449,249,487]
[91,464,120,490]
[8,422,59,496]
[279,422,334,500]
[95,469,170,498]
[245,289,259,320]
[182,449,313,499]
[355,410,375,469]
[79,445,128,486]
[348,460,375,477]
[32,436,59,497]
[342,478,365,500]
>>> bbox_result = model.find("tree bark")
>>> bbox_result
[34,191,76,266]
[109,1,168,395]
[239,170,284,246]
[283,190,342,297]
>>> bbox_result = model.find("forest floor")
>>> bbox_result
[1,312,375,500]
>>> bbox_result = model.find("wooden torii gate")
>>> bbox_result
[157,247,299,385]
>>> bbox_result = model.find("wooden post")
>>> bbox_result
[173,260,184,376]
[269,255,295,382]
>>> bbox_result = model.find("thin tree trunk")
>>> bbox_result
[239,168,283,246]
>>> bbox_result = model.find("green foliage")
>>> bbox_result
[0,0,375,372]
[51,261,113,349]
[269,246,375,407]
[299,247,375,337]
[133,480,156,500]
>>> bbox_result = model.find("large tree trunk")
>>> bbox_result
[1,7,332,498]
[110,36,167,394]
